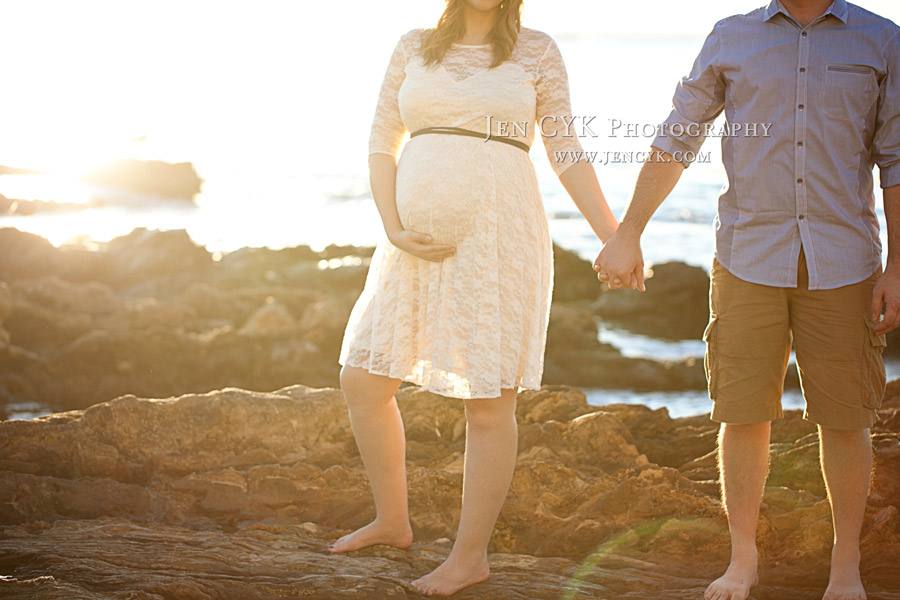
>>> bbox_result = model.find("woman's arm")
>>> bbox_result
[534,36,625,275]
[558,162,618,243]
[368,31,454,262]
[369,153,455,262]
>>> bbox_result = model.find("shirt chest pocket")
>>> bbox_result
[818,65,879,121]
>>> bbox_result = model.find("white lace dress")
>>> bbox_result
[338,27,585,399]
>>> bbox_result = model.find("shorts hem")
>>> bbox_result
[710,402,783,424]
[803,407,877,430]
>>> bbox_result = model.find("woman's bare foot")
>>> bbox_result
[823,546,866,600]
[704,551,758,600]
[412,552,490,596]
[327,519,413,553]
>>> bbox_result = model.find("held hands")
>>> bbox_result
[870,265,900,335]
[389,229,456,262]
[593,229,646,291]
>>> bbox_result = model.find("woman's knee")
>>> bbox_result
[464,392,517,429]
[339,365,400,407]
[339,364,365,394]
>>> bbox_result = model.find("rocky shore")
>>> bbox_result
[0,226,899,598]
[0,382,898,598]
[0,226,717,417]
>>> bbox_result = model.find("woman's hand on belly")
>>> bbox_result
[388,229,456,262]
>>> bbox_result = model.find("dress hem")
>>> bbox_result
[337,357,541,400]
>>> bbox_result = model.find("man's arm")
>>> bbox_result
[594,21,725,290]
[594,150,685,290]
[870,31,900,333]
[871,184,900,334]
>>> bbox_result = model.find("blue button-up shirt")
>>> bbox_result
[652,0,900,289]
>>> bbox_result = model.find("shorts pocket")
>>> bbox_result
[863,321,886,410]
[703,317,719,398]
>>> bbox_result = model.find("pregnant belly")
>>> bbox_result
[394,136,489,246]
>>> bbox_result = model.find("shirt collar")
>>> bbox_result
[763,0,848,24]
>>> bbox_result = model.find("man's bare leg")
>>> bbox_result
[705,421,771,600]
[820,426,871,600]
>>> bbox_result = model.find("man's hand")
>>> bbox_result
[388,229,455,262]
[593,228,645,291]
[870,265,900,335]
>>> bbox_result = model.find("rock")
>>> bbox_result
[238,298,299,337]
[0,384,897,598]
[0,228,63,282]
[120,297,197,331]
[0,281,11,326]
[100,228,213,291]
[552,243,604,303]
[592,261,711,341]
[5,296,93,355]
[886,328,900,357]
[870,434,900,514]
[321,243,376,259]
[217,245,324,284]
[10,276,119,316]
[80,159,203,200]
[543,304,706,391]
[602,403,718,469]
[543,303,620,384]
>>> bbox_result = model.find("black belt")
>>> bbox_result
[409,126,530,152]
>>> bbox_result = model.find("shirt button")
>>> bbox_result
[797,141,804,147]
[797,178,804,184]
[802,31,808,37]
[799,215,805,220]
[799,67,806,73]
[798,104,805,110]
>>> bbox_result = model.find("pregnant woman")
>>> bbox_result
[331,0,619,595]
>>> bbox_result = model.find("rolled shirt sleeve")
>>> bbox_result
[875,31,900,188]
[651,22,727,167]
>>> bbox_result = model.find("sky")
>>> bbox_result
[0,0,897,176]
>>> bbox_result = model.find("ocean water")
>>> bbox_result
[0,30,891,265]
[0,34,739,267]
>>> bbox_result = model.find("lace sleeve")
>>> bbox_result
[368,35,410,158]
[535,37,585,176]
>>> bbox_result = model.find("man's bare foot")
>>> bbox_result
[704,551,758,600]
[823,546,866,600]
[327,519,413,553]
[412,552,490,596]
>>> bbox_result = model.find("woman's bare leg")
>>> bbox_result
[412,388,518,595]
[328,365,412,553]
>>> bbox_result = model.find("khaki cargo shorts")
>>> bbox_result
[704,248,885,429]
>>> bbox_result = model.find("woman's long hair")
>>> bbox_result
[421,0,523,69]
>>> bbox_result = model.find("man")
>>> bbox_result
[594,1,900,599]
